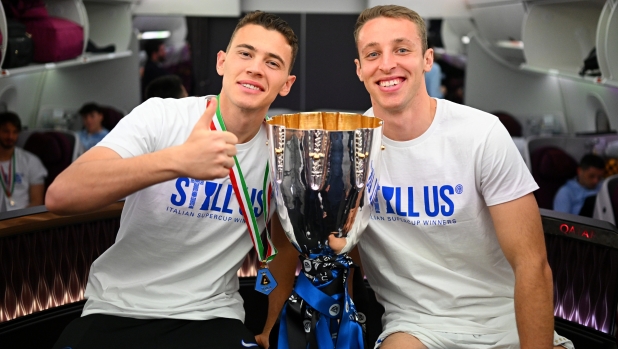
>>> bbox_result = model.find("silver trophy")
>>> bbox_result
[266,112,383,349]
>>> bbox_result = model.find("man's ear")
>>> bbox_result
[278,75,297,97]
[423,48,434,73]
[354,58,363,82]
[216,50,226,76]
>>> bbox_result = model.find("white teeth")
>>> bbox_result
[379,79,401,87]
[242,83,260,90]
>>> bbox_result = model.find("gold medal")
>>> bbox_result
[9,199,14,207]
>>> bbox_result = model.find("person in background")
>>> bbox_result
[0,112,47,211]
[141,39,170,100]
[78,103,109,152]
[553,153,605,216]
[47,10,297,349]
[145,74,189,99]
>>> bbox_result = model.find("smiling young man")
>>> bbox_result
[47,11,296,349]
[327,5,573,349]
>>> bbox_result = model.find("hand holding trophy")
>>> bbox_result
[266,112,383,349]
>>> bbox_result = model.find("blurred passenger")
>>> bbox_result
[78,103,109,152]
[553,153,605,215]
[141,39,170,100]
[145,75,189,99]
[0,112,47,211]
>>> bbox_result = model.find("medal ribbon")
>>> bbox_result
[208,95,277,264]
[0,152,16,200]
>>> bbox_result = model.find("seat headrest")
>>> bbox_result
[532,147,577,180]
[23,132,62,163]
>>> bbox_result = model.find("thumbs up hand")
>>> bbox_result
[176,97,238,180]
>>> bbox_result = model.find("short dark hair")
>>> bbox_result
[144,39,164,58]
[227,11,298,73]
[79,103,105,117]
[145,75,185,99]
[580,154,605,170]
[0,112,22,132]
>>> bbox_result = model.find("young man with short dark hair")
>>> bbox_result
[554,153,605,215]
[0,112,47,211]
[48,11,297,349]
[78,102,109,151]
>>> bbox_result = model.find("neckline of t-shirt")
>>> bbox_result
[382,98,442,148]
[201,95,264,151]
[236,124,265,151]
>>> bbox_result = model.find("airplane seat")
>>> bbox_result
[541,209,618,348]
[100,106,125,131]
[593,174,618,225]
[22,131,74,190]
[530,146,578,209]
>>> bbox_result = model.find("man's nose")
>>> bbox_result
[379,53,396,72]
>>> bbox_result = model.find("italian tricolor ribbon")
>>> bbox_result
[208,95,277,265]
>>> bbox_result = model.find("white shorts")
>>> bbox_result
[375,324,574,349]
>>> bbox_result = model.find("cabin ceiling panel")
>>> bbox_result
[368,0,471,18]
[132,0,240,17]
[242,0,365,14]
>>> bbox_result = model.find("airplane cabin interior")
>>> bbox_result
[1,0,618,348]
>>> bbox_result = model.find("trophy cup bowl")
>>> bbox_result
[266,112,383,257]
[266,112,383,349]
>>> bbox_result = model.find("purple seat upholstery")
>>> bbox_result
[531,146,578,209]
[23,131,73,190]
[100,106,124,131]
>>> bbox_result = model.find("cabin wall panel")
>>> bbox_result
[0,73,47,126]
[465,36,565,132]
[557,78,618,133]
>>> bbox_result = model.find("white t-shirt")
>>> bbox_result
[358,99,538,335]
[0,147,47,211]
[83,96,273,321]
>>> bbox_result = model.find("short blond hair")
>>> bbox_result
[354,5,428,53]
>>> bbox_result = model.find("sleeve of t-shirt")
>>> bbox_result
[27,153,47,185]
[96,98,167,158]
[480,120,539,206]
[552,186,571,213]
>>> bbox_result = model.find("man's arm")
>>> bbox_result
[255,214,299,349]
[27,183,45,207]
[45,100,238,215]
[489,193,554,349]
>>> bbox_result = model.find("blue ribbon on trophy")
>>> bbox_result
[266,113,383,349]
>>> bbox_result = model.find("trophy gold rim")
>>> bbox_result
[266,112,383,130]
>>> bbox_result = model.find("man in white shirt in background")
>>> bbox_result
[0,112,47,211]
